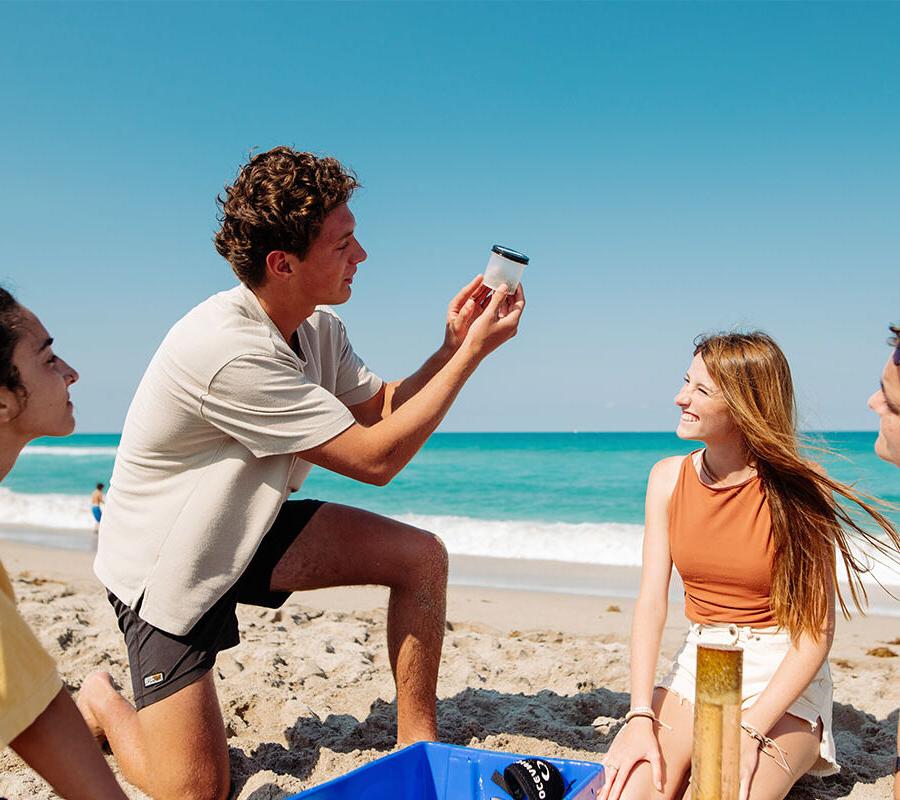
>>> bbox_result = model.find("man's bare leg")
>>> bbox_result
[77,501,446,792]
[270,502,448,743]
[77,671,230,800]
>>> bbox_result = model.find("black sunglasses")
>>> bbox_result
[894,342,900,366]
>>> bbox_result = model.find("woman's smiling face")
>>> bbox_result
[673,353,741,445]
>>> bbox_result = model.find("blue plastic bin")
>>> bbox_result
[287,741,604,799]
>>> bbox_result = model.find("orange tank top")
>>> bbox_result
[668,451,776,627]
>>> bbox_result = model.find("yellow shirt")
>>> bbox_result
[0,560,62,746]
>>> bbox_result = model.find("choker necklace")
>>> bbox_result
[700,449,755,486]
[699,450,721,484]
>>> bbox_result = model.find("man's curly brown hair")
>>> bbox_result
[214,147,360,287]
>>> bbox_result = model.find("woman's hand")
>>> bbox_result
[738,733,761,800]
[598,718,663,800]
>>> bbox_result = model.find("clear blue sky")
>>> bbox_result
[1,1,897,432]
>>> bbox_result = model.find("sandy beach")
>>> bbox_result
[1,538,897,800]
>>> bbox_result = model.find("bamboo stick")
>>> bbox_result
[692,644,743,800]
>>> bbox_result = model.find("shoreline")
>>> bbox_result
[1,537,896,647]
[3,527,899,617]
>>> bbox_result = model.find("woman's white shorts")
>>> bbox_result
[656,622,839,777]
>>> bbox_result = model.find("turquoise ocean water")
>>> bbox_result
[1,433,897,585]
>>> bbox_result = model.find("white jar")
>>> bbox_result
[483,245,529,294]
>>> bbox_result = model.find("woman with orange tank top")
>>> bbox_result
[599,332,900,800]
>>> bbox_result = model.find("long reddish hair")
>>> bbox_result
[695,331,899,639]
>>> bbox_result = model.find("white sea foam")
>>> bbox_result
[20,446,118,456]
[394,513,645,567]
[0,488,93,530]
[0,491,649,564]
[0,491,897,592]
[395,513,900,590]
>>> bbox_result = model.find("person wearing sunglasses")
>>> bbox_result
[867,323,900,800]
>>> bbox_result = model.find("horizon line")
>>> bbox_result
[55,429,881,437]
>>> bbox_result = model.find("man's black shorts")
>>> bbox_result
[108,499,324,710]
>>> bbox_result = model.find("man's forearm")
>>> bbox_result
[383,345,456,417]
[302,343,480,486]
[370,345,478,477]
[305,285,523,485]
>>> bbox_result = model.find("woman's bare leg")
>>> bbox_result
[618,688,695,800]
[745,714,822,800]
[681,714,822,800]
[11,688,127,800]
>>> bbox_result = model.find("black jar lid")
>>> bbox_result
[491,245,529,265]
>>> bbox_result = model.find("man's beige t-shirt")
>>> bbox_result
[94,284,382,635]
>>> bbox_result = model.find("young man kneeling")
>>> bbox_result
[80,147,526,800]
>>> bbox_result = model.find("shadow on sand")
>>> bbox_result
[228,692,898,799]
